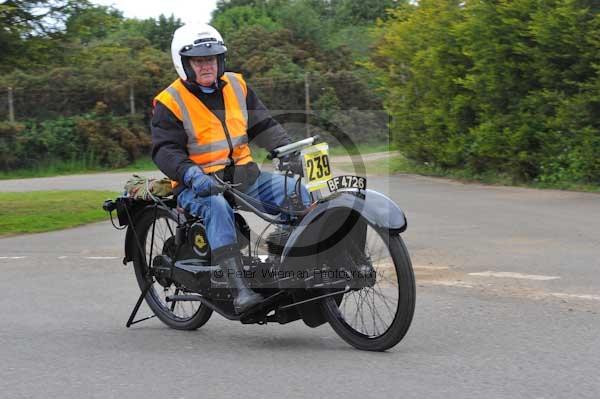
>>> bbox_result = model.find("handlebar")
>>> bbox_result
[103,199,116,212]
[267,135,320,160]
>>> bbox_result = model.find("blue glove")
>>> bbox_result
[184,166,222,197]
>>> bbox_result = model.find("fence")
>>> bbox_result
[0,84,152,122]
[1,71,383,118]
[0,73,390,171]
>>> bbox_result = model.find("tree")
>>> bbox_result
[212,5,281,40]
[0,0,91,71]
[370,0,600,183]
[63,4,123,44]
[124,14,183,52]
[370,0,471,166]
[335,0,401,25]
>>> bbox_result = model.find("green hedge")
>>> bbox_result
[0,102,151,171]
[371,0,600,184]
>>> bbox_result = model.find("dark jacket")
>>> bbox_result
[151,76,291,193]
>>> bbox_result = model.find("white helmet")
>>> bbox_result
[170,23,228,82]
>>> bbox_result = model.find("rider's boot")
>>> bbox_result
[213,245,263,314]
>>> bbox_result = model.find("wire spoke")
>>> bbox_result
[371,287,391,333]
[357,288,377,337]
[376,268,398,286]
[349,292,361,330]
[357,289,368,334]
[333,224,400,338]
[372,286,397,320]
[144,215,201,321]
[366,288,382,336]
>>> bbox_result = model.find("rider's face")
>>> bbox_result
[189,56,218,86]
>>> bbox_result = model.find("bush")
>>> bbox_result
[0,103,151,171]
[0,121,27,169]
[370,0,600,184]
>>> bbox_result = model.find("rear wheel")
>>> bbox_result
[321,224,415,351]
[132,207,213,330]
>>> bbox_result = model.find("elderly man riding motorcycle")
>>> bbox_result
[151,23,310,314]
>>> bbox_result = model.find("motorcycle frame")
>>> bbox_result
[118,179,348,327]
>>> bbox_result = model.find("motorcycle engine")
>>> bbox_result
[189,223,210,258]
[265,227,291,256]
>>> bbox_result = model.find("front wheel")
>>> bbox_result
[321,225,415,351]
[132,207,213,330]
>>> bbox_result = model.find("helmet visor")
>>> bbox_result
[180,38,227,57]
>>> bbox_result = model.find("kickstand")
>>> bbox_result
[126,279,156,327]
[124,204,158,328]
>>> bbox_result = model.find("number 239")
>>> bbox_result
[306,155,331,180]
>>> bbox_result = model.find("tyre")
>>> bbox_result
[321,224,415,351]
[132,207,213,330]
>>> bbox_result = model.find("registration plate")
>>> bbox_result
[326,175,367,192]
[301,143,333,191]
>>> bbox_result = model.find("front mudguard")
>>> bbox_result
[281,189,407,263]
[279,189,407,328]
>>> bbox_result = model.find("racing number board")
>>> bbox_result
[301,143,333,191]
[301,143,368,193]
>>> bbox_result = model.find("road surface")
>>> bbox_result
[1,166,599,398]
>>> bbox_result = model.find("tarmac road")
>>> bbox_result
[0,152,397,192]
[1,167,599,398]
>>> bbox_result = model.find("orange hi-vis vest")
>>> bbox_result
[154,72,254,180]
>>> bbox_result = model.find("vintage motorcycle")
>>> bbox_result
[103,136,415,351]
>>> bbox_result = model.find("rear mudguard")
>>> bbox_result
[279,189,407,327]
[123,205,161,266]
[122,205,249,266]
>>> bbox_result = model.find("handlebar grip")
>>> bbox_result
[103,199,116,212]
[270,135,321,159]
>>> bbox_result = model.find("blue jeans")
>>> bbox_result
[178,171,311,251]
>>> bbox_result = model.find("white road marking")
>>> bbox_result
[426,281,473,288]
[0,256,26,259]
[549,293,600,302]
[414,265,449,270]
[58,256,68,259]
[85,256,119,260]
[468,271,560,281]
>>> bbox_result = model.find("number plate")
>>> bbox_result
[326,175,367,192]
[301,143,333,191]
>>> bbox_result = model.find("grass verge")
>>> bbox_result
[0,158,160,180]
[0,190,119,237]
[328,143,396,156]
[338,155,600,193]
